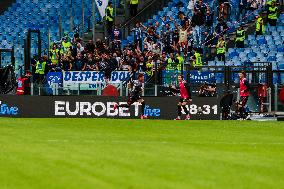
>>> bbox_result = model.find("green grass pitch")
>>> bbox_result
[0,118,284,189]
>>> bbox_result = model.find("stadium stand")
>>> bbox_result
[0,0,283,85]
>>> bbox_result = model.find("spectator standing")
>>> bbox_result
[205,9,213,33]
[235,26,245,48]
[61,54,73,71]
[191,9,205,47]
[86,54,96,71]
[76,43,84,57]
[267,1,279,26]
[105,2,114,36]
[166,53,177,70]
[203,31,217,61]
[85,40,95,54]
[175,20,191,55]
[191,48,203,67]
[34,56,48,84]
[195,0,207,15]
[218,3,230,21]
[75,53,86,71]
[162,24,174,54]
[145,58,153,79]
[178,12,189,28]
[255,14,265,36]
[176,52,184,71]
[238,0,248,20]
[50,44,60,65]
[112,25,122,50]
[132,22,144,50]
[109,53,119,71]
[216,37,226,62]
[119,59,130,71]
[215,19,228,35]
[130,0,139,16]
[61,37,72,54]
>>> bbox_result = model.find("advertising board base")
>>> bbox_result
[0,96,220,120]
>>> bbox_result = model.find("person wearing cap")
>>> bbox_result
[235,26,245,48]
[105,2,114,36]
[267,1,279,26]
[255,14,264,36]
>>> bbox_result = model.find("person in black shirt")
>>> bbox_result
[205,9,213,32]
[85,40,95,54]
[195,0,207,15]
[215,18,228,35]
[162,24,174,54]
[191,9,205,27]
[114,73,148,119]
[178,12,189,28]
[238,0,247,20]
[172,29,179,48]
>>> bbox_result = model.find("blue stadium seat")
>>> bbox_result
[258,38,267,45]
[229,51,239,59]
[247,52,257,59]
[267,56,277,61]
[278,47,284,52]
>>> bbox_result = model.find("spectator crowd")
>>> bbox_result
[32,0,280,84]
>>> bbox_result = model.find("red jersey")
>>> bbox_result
[16,77,27,95]
[240,78,249,97]
[179,80,189,99]
[258,84,267,97]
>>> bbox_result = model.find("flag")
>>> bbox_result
[95,0,109,18]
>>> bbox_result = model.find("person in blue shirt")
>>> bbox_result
[132,22,145,50]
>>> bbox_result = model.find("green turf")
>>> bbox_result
[0,119,284,189]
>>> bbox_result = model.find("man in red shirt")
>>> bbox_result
[239,71,249,118]
[170,74,191,120]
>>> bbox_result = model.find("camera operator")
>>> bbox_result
[220,90,234,120]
